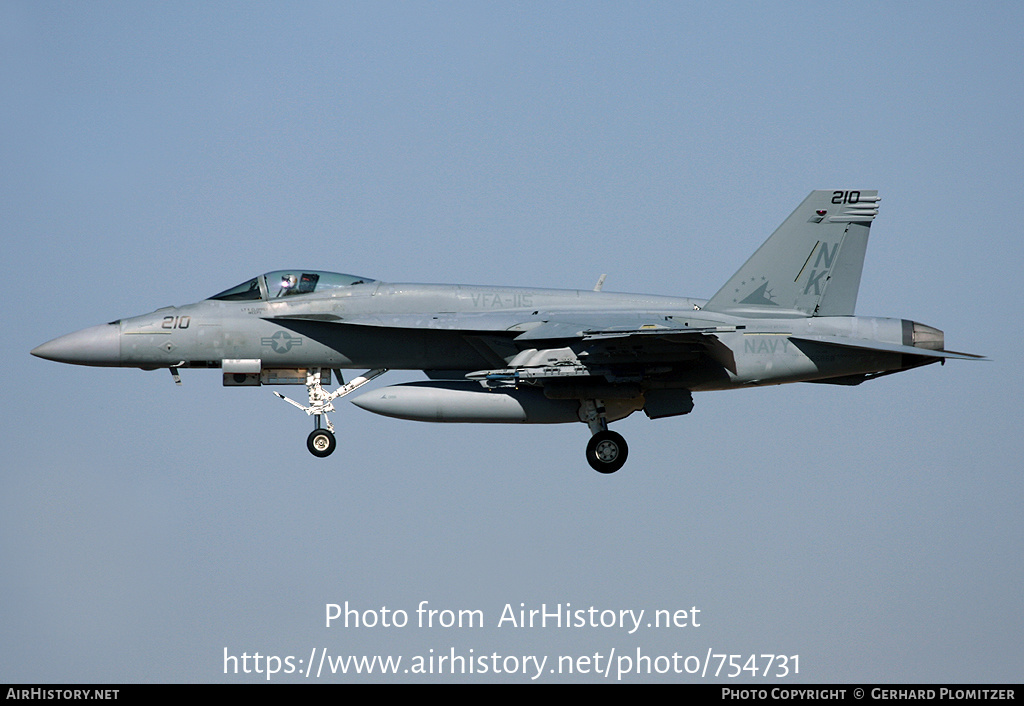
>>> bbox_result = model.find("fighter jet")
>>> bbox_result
[32,190,982,473]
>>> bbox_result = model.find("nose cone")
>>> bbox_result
[32,323,121,366]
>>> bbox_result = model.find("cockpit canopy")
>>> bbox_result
[208,271,376,301]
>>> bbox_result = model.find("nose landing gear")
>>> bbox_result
[307,427,337,457]
[274,368,388,458]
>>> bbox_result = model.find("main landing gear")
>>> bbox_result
[580,399,628,474]
[274,368,387,458]
[586,430,628,474]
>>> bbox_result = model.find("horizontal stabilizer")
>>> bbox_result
[789,334,986,361]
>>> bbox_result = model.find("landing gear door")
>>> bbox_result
[222,361,331,387]
[223,358,262,386]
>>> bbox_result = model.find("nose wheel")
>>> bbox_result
[307,428,337,457]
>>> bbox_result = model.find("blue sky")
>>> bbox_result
[2,1,1021,682]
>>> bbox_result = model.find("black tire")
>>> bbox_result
[585,430,628,474]
[307,428,336,458]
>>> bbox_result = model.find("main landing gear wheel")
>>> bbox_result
[586,430,628,474]
[307,428,336,458]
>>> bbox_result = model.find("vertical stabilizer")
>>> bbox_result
[702,190,879,317]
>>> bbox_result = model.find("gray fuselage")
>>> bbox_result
[100,281,917,391]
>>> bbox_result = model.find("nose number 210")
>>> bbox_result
[162,316,191,330]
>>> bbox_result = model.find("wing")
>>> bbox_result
[460,315,739,413]
[265,310,737,415]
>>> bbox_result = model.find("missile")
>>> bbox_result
[350,381,641,424]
